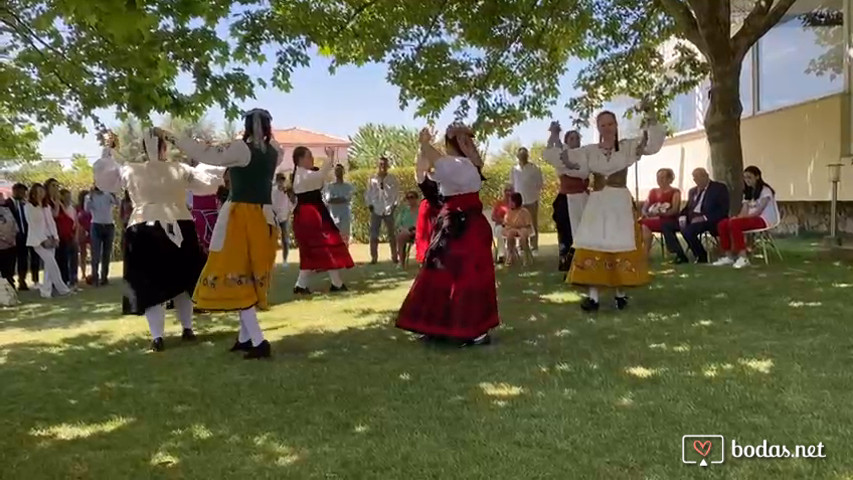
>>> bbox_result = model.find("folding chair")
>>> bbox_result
[700,231,719,262]
[746,225,783,264]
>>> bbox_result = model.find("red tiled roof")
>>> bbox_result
[271,127,351,146]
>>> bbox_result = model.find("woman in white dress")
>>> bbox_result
[24,183,72,299]
[545,105,666,311]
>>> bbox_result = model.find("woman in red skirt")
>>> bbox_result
[397,124,498,347]
[292,146,354,294]
[414,160,441,265]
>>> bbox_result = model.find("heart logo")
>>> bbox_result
[693,440,712,457]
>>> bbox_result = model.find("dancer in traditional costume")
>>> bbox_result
[545,105,665,311]
[414,150,441,265]
[93,131,222,351]
[397,124,498,346]
[155,109,282,359]
[292,147,354,294]
[543,128,589,277]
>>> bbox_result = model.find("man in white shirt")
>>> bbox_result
[365,157,400,264]
[510,147,544,251]
[271,172,294,266]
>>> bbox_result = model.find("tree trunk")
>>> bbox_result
[704,63,745,214]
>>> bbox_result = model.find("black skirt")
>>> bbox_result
[123,220,205,315]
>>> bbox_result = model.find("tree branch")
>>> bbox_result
[330,0,380,41]
[657,0,708,57]
[732,0,797,59]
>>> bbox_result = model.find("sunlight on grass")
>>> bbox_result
[479,382,525,398]
[354,424,370,434]
[30,416,134,441]
[739,357,774,374]
[616,394,634,408]
[692,320,713,327]
[399,372,411,381]
[539,291,582,304]
[150,451,180,467]
[624,366,662,379]
[832,283,852,288]
[253,434,302,467]
[788,300,823,308]
[703,363,735,378]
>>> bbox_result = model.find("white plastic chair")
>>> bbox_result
[745,223,783,264]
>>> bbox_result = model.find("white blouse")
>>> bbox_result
[293,156,335,194]
[548,122,667,177]
[93,156,223,230]
[174,138,284,169]
[25,204,58,247]
[542,146,590,179]
[433,156,481,196]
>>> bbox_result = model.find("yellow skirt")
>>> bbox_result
[193,203,279,311]
[567,221,650,288]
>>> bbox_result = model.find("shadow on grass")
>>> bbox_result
[0,238,851,478]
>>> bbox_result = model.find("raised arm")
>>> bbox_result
[155,128,252,168]
[543,122,584,171]
[417,128,443,170]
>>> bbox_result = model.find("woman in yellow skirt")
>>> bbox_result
[155,108,282,359]
[544,103,666,311]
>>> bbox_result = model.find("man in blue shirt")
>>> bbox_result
[84,187,118,286]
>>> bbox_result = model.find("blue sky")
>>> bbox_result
[38,52,592,163]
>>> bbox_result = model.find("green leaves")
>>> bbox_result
[348,123,424,170]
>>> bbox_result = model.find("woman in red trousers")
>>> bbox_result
[397,124,499,347]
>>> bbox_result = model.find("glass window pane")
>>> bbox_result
[757,0,843,111]
[740,48,753,116]
[668,91,697,132]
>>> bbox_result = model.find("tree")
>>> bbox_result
[348,123,424,170]
[70,153,92,174]
[0,0,260,151]
[232,0,803,210]
[489,139,547,168]
[0,110,40,163]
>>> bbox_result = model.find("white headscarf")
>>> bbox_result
[143,129,160,162]
[243,108,272,153]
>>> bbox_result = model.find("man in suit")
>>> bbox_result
[661,168,730,264]
[5,183,40,290]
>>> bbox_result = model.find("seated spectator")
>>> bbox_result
[639,168,681,257]
[502,192,534,267]
[713,166,778,269]
[395,191,420,267]
[0,202,18,286]
[661,168,729,264]
[491,184,512,263]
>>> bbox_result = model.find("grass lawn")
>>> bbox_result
[1,233,852,479]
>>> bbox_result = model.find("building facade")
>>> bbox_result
[600,0,853,233]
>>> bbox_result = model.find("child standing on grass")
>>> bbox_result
[502,192,534,266]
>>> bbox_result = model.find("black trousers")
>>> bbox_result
[552,194,574,271]
[15,234,40,285]
[0,247,15,283]
[661,219,717,261]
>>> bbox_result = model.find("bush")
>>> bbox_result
[346,161,560,244]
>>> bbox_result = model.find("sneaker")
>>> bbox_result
[712,257,735,266]
[733,257,751,269]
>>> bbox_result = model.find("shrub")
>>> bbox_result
[346,161,560,243]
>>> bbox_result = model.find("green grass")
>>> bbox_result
[1,234,852,479]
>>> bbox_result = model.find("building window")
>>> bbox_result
[757,0,843,111]
[668,91,698,133]
[740,48,754,116]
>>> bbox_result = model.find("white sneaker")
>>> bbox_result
[733,257,750,269]
[712,257,735,266]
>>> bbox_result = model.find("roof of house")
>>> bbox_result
[271,127,351,146]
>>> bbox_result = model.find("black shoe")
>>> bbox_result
[244,340,271,359]
[580,297,600,312]
[151,337,165,352]
[17,282,28,291]
[496,256,505,264]
[460,334,492,347]
[370,259,378,265]
[330,284,348,292]
[100,279,109,286]
[181,328,197,341]
[229,338,252,352]
[673,256,689,265]
[615,296,629,310]
[293,286,311,295]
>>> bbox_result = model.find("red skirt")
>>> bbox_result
[415,199,440,264]
[397,193,499,339]
[293,201,354,271]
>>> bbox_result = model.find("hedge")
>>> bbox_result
[346,161,561,244]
